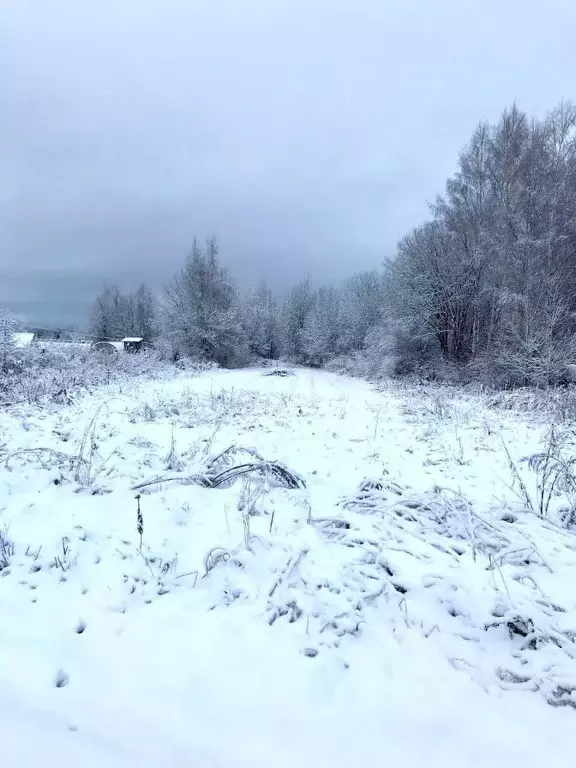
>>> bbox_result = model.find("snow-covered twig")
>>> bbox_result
[268,549,308,598]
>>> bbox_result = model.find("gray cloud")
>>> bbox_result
[2,0,575,325]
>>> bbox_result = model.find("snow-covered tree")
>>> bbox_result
[386,100,576,385]
[339,270,385,353]
[89,285,129,340]
[301,286,342,366]
[132,283,156,341]
[282,277,316,361]
[162,237,247,366]
[242,278,281,359]
[0,308,19,372]
[89,284,156,341]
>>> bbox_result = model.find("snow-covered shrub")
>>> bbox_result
[487,386,576,425]
[504,426,576,526]
[326,349,395,381]
[0,344,204,407]
[391,325,445,380]
[469,327,576,389]
[325,321,395,380]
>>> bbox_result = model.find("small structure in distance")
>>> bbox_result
[91,341,122,354]
[90,337,147,354]
[122,337,144,353]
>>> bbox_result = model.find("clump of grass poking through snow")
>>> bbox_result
[203,547,231,574]
[135,494,144,548]
[209,461,304,489]
[0,528,14,571]
[131,444,305,493]
[73,404,117,489]
[164,427,185,471]
[52,536,73,572]
[503,427,576,526]
[526,428,576,525]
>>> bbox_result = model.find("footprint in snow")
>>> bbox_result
[54,669,70,688]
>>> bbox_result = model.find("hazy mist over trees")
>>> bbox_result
[3,101,576,393]
[78,101,576,387]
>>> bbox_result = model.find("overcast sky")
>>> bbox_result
[2,0,575,326]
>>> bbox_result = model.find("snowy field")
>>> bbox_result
[1,366,574,766]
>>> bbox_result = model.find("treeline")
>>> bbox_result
[88,100,576,387]
[90,283,156,342]
[89,236,385,370]
[387,101,576,387]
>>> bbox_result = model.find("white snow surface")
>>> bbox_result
[0,366,574,766]
[12,332,35,348]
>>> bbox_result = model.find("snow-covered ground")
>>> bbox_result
[0,366,574,766]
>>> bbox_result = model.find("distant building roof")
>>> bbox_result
[121,337,143,343]
[12,332,35,348]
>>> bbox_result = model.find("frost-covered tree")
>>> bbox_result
[274,271,386,367]
[132,284,156,341]
[301,286,342,366]
[162,237,247,366]
[339,270,385,353]
[89,285,130,340]
[276,270,386,367]
[387,100,576,385]
[282,277,316,361]
[242,278,281,359]
[0,308,19,372]
[89,284,156,341]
